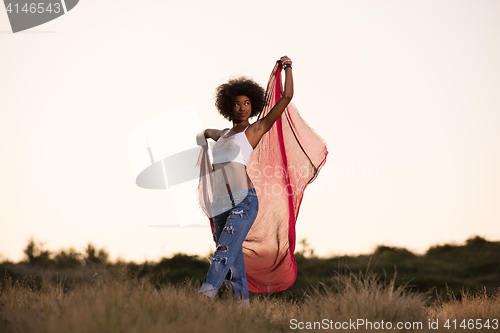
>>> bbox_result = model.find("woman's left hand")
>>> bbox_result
[280,55,292,67]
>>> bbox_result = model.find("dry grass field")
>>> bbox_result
[1,267,499,333]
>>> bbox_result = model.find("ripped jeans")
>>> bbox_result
[199,187,259,306]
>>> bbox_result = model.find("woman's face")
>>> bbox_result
[232,95,251,121]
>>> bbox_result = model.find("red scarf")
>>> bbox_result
[196,62,328,293]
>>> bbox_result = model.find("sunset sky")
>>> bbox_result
[1,0,499,264]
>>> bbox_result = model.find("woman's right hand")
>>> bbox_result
[196,130,208,147]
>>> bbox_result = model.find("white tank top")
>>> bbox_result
[212,125,254,166]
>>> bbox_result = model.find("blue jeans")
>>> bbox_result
[199,188,259,306]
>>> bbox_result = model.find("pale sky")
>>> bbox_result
[1,0,499,264]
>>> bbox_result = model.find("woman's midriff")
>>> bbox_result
[212,162,254,196]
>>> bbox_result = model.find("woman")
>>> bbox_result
[197,55,293,306]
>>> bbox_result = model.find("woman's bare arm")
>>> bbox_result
[251,56,293,140]
[204,128,228,141]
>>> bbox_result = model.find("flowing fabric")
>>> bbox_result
[196,61,328,293]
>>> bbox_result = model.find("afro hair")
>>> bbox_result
[214,77,265,121]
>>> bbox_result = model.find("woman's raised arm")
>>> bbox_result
[254,56,294,136]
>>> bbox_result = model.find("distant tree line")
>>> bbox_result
[1,235,498,301]
[21,237,109,269]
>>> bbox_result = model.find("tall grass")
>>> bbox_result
[429,286,500,329]
[1,268,498,332]
[299,272,428,326]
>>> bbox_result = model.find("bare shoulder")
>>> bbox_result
[207,128,230,141]
[245,121,266,149]
[216,128,230,140]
